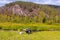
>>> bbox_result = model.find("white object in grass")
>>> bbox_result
[19,31,23,34]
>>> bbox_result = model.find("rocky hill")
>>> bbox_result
[0,1,60,23]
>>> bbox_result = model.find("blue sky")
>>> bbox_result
[0,0,60,6]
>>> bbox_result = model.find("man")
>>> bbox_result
[25,28,32,34]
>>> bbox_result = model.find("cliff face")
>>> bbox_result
[12,4,24,16]
[12,4,39,17]
[0,1,60,17]
[0,4,40,17]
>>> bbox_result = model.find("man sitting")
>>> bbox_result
[24,28,32,34]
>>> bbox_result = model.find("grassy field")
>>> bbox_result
[0,30,60,40]
[0,22,60,31]
[0,23,60,40]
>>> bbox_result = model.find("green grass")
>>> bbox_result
[0,22,60,31]
[0,30,60,40]
[0,23,60,40]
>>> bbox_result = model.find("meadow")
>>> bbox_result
[0,22,60,40]
[0,30,60,40]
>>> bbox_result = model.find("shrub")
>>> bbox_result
[0,26,2,30]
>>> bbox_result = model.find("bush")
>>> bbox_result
[0,26,2,30]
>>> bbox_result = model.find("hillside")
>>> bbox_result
[0,1,60,24]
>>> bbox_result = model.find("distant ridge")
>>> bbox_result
[0,1,60,23]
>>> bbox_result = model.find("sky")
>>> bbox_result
[0,0,15,6]
[0,0,60,6]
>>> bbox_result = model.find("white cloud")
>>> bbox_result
[33,0,60,5]
[0,0,60,6]
[0,0,15,6]
[17,0,60,5]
